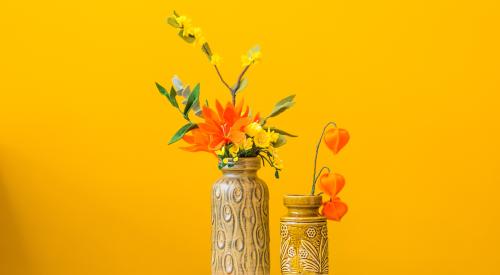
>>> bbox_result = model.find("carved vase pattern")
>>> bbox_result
[280,195,329,275]
[211,157,270,275]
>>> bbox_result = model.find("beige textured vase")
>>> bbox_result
[211,157,270,275]
[280,195,329,275]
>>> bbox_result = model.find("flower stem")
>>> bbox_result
[314,166,331,185]
[213,65,232,94]
[311,122,337,195]
[231,65,251,105]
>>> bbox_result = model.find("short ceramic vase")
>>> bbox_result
[280,195,329,275]
[211,157,270,275]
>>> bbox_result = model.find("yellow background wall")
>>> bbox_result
[1,0,499,274]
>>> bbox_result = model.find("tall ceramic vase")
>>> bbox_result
[280,195,329,275]
[211,157,270,275]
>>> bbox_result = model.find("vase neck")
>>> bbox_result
[220,157,261,175]
[283,195,323,218]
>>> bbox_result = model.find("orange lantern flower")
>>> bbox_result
[324,128,350,154]
[319,172,345,196]
[319,172,348,221]
[322,197,348,221]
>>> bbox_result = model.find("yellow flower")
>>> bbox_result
[240,137,254,151]
[192,27,206,45]
[192,27,202,37]
[182,26,194,37]
[229,145,239,157]
[241,46,262,67]
[210,54,222,66]
[270,131,279,143]
[244,122,263,137]
[254,130,271,148]
[222,158,229,164]
[175,15,191,27]
[267,147,283,169]
[215,146,225,157]
[273,157,284,169]
[233,157,239,162]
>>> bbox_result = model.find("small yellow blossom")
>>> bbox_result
[240,137,254,151]
[229,145,239,157]
[182,26,194,37]
[210,54,222,66]
[222,158,229,164]
[175,15,191,27]
[254,130,271,148]
[241,46,262,67]
[245,122,263,137]
[270,131,279,143]
[233,157,239,162]
[192,27,206,45]
[215,146,225,157]
[273,157,284,169]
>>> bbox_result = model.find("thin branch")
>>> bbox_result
[234,65,250,91]
[231,65,251,105]
[213,65,233,93]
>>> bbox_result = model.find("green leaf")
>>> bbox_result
[178,30,195,43]
[273,135,287,147]
[168,123,198,145]
[167,17,179,28]
[274,170,280,179]
[201,42,212,59]
[234,78,248,94]
[266,127,298,137]
[155,82,168,96]
[268,94,296,118]
[183,83,200,117]
[156,82,179,109]
[169,87,179,108]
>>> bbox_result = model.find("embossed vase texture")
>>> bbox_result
[280,195,329,275]
[211,157,270,275]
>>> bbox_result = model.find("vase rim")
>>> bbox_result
[220,157,261,171]
[283,194,322,207]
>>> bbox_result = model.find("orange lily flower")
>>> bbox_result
[319,172,348,221]
[181,99,254,152]
[324,128,350,154]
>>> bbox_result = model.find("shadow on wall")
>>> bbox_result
[0,153,32,275]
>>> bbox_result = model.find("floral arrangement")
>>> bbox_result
[156,11,296,178]
[310,123,350,221]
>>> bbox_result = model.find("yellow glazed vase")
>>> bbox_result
[280,195,329,275]
[211,157,270,275]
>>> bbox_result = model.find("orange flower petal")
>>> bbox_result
[182,134,195,144]
[242,106,250,117]
[202,106,218,123]
[322,197,348,221]
[215,100,224,119]
[324,128,350,154]
[235,98,244,115]
[180,145,206,152]
[253,112,261,123]
[319,172,345,197]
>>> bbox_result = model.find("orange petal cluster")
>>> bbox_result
[181,100,256,152]
[324,128,350,154]
[319,173,348,221]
